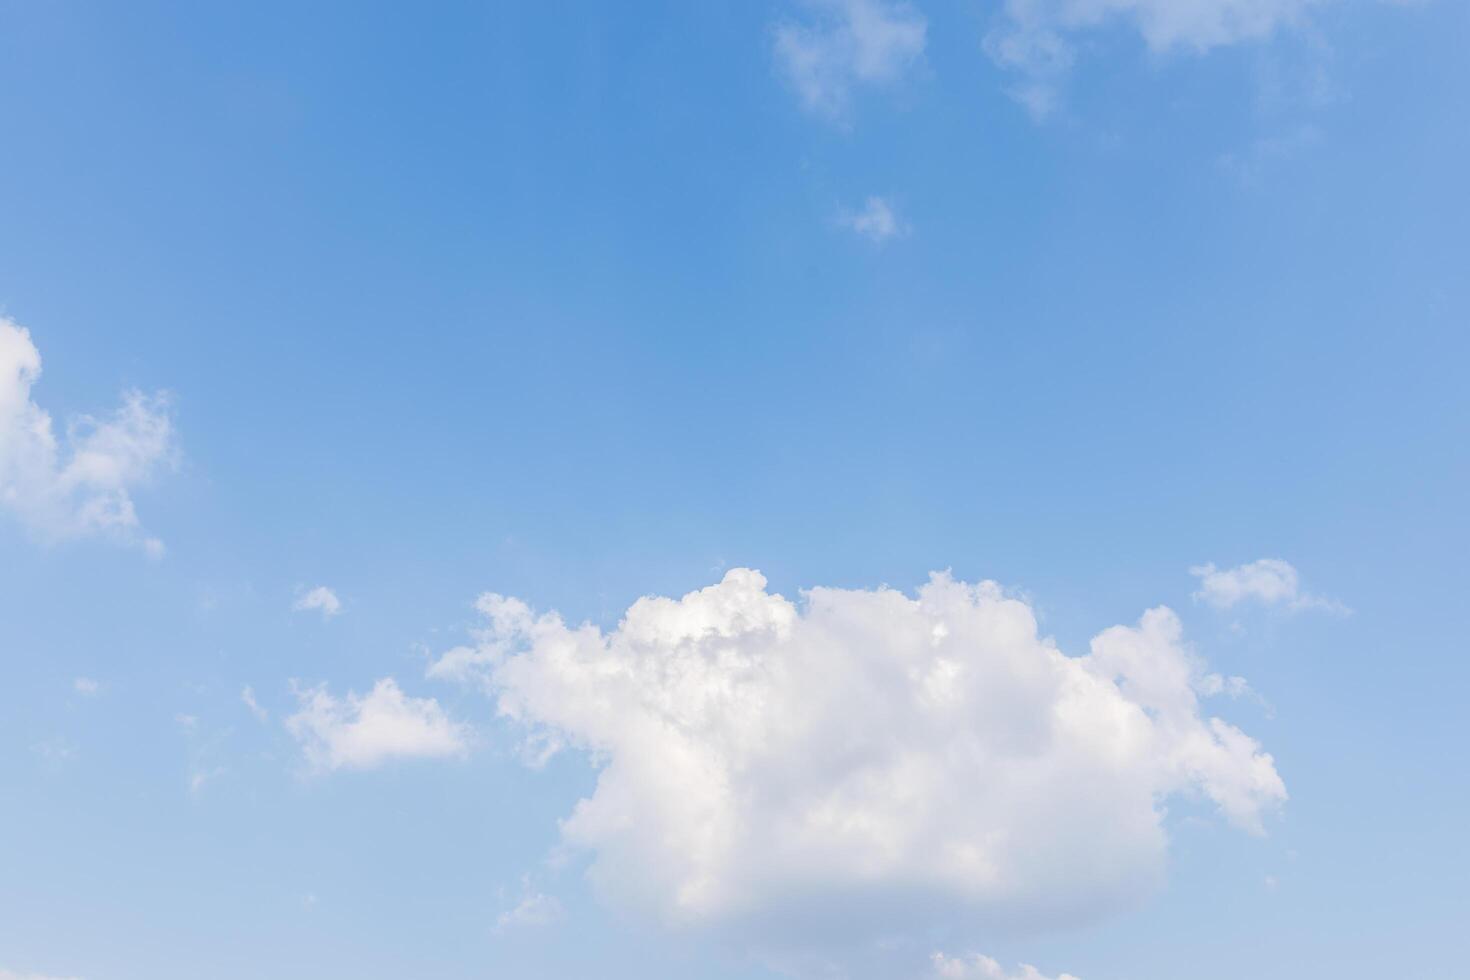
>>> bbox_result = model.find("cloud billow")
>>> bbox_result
[0,317,176,552]
[432,568,1285,950]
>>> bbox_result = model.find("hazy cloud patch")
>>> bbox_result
[775,0,926,122]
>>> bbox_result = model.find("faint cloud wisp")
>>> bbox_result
[774,0,927,123]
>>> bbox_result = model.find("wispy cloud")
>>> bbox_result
[495,880,564,934]
[986,0,1329,117]
[774,0,926,123]
[30,738,78,766]
[1219,124,1323,185]
[175,711,230,795]
[241,685,268,722]
[0,967,84,980]
[189,766,225,794]
[0,317,176,552]
[1191,558,1347,613]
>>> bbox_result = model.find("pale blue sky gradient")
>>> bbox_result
[1,2,1467,978]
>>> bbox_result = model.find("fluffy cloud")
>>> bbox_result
[931,952,1080,980]
[293,585,342,619]
[0,317,175,551]
[841,196,907,243]
[1191,558,1345,612]
[986,0,1324,116]
[286,678,468,772]
[774,0,927,121]
[432,569,1284,950]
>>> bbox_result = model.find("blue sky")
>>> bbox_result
[0,1,1466,978]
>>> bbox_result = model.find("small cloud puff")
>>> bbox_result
[1191,558,1347,613]
[841,196,907,244]
[73,677,100,696]
[285,678,468,772]
[293,585,342,619]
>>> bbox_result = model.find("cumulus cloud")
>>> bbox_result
[0,317,175,551]
[1190,558,1345,612]
[774,0,927,121]
[286,678,468,772]
[841,196,907,243]
[73,677,100,697]
[432,569,1285,952]
[986,0,1326,116]
[293,585,342,619]
[931,952,1081,980]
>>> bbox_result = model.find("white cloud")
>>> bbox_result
[0,317,175,551]
[241,685,268,721]
[931,952,1080,980]
[73,677,100,697]
[1190,558,1346,612]
[293,585,342,619]
[495,882,565,933]
[286,678,469,772]
[774,0,927,121]
[986,0,1326,116]
[433,569,1284,951]
[1197,672,1252,698]
[0,968,83,980]
[841,196,907,243]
